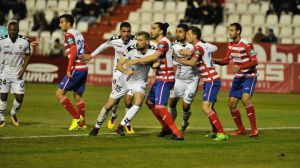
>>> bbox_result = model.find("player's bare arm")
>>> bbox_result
[179,49,193,57]
[174,56,198,66]
[126,51,161,66]
[117,56,134,76]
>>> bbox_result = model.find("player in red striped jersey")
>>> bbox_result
[213,23,259,137]
[175,26,228,141]
[55,14,90,131]
[127,22,183,140]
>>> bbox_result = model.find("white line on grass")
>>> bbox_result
[0,126,300,140]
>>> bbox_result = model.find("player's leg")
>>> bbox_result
[9,93,24,126]
[123,92,134,132]
[241,77,258,137]
[168,79,183,120]
[169,97,179,120]
[229,77,246,136]
[154,81,183,140]
[0,77,10,127]
[116,91,145,136]
[202,80,227,140]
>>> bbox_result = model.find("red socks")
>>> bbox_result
[77,101,86,125]
[146,100,168,129]
[230,108,245,131]
[60,97,80,119]
[208,111,225,134]
[246,105,257,131]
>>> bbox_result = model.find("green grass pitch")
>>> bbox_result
[0,83,299,168]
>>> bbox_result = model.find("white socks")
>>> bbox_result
[10,99,22,117]
[0,100,7,121]
[111,104,119,118]
[120,105,140,126]
[95,107,109,128]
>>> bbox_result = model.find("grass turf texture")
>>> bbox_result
[0,83,299,168]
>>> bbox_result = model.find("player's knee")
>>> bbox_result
[55,89,63,100]
[182,104,190,112]
[15,96,23,103]
[0,93,8,101]
[228,102,237,109]
[201,104,210,114]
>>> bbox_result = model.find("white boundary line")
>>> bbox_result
[0,126,300,140]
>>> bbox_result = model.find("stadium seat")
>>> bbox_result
[40,31,51,39]
[165,13,178,25]
[45,10,55,24]
[240,14,252,26]
[140,1,153,12]
[202,25,215,36]
[202,35,214,42]
[69,0,77,10]
[51,30,64,42]
[28,31,39,38]
[58,0,69,11]
[176,1,187,13]
[243,26,253,37]
[294,38,300,44]
[224,2,236,13]
[165,1,176,12]
[268,26,279,36]
[227,14,240,23]
[236,3,248,13]
[266,14,278,26]
[253,14,265,26]
[260,1,269,14]
[292,15,300,26]
[279,14,292,26]
[19,20,30,31]
[26,0,36,11]
[35,0,46,11]
[140,12,153,24]
[77,21,89,32]
[19,30,28,37]
[128,12,140,23]
[152,1,164,12]
[168,24,177,35]
[293,27,300,37]
[248,3,260,14]
[281,38,293,44]
[215,25,227,36]
[280,27,293,37]
[177,13,185,20]
[140,24,151,32]
[153,13,165,22]
[47,0,58,8]
[130,23,140,34]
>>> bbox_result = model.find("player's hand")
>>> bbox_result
[179,49,192,57]
[80,54,92,62]
[152,60,160,69]
[67,72,73,79]
[232,65,240,73]
[30,40,39,46]
[18,68,26,79]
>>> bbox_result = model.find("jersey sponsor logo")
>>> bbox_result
[3,45,10,48]
[250,49,256,56]
[158,44,165,49]
[67,37,74,44]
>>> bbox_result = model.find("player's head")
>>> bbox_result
[136,31,150,51]
[151,22,169,39]
[228,22,242,40]
[119,22,132,43]
[8,21,19,40]
[59,14,74,32]
[176,24,189,42]
[186,26,201,44]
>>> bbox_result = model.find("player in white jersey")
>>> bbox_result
[89,31,156,136]
[168,24,199,132]
[82,22,136,133]
[0,21,31,127]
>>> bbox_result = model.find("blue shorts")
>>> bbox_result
[59,70,88,94]
[203,79,221,103]
[147,80,174,106]
[229,77,257,99]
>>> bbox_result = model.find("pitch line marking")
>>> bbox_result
[0,126,300,140]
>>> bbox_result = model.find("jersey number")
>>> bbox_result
[77,39,84,55]
[0,79,6,86]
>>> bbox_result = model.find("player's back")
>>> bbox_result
[65,28,85,58]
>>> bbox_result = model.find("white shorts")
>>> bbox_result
[170,76,199,104]
[109,70,133,99]
[0,75,25,94]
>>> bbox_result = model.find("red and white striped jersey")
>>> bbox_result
[64,28,88,72]
[193,41,220,82]
[156,37,175,82]
[226,38,257,77]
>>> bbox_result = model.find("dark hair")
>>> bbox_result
[136,31,150,41]
[120,22,131,29]
[59,14,74,25]
[55,38,60,43]
[8,21,19,29]
[230,22,242,35]
[177,23,189,32]
[188,26,201,39]
[154,22,169,36]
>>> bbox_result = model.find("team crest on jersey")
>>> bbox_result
[67,37,74,44]
[158,44,165,48]
[195,50,201,55]
[250,49,256,56]
[19,45,23,49]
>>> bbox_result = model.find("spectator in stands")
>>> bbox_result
[0,0,10,19]
[181,0,201,24]
[49,11,60,33]
[98,0,112,13]
[198,0,213,25]
[211,0,223,25]
[12,0,27,21]
[252,28,265,43]
[72,0,89,23]
[49,38,64,58]
[261,28,278,43]
[0,12,8,37]
[79,0,101,27]
[32,11,49,31]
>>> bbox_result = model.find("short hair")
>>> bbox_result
[188,26,201,39]
[154,22,169,36]
[59,14,74,25]
[8,20,19,29]
[177,23,189,32]
[120,22,131,29]
[230,22,242,35]
[136,31,151,41]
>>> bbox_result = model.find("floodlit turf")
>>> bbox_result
[0,83,299,168]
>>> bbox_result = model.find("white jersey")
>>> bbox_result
[120,44,156,83]
[91,35,136,71]
[172,40,198,80]
[0,35,30,76]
